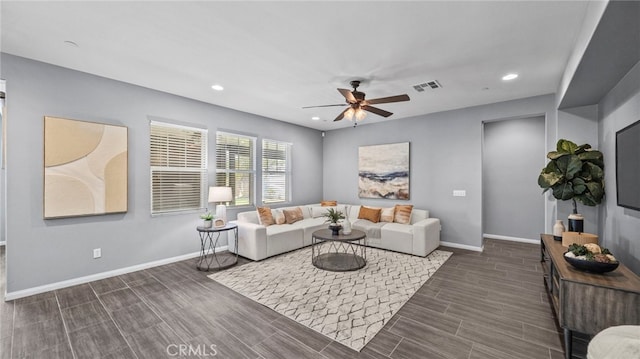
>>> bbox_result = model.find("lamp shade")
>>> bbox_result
[208,186,232,203]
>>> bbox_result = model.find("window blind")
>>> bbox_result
[150,122,207,214]
[215,132,255,207]
[262,139,291,204]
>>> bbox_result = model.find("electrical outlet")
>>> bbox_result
[93,248,101,259]
[453,190,466,197]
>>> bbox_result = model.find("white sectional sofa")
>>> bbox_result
[231,204,441,261]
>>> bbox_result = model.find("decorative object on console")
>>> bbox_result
[553,219,565,241]
[209,186,232,223]
[43,116,128,218]
[567,213,584,232]
[538,139,604,234]
[200,212,214,228]
[563,243,619,273]
[561,231,598,247]
[358,142,410,200]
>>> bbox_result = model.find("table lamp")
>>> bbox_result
[208,186,232,224]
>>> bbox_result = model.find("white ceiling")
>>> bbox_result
[1,1,592,130]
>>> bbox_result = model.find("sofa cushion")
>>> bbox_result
[352,219,385,239]
[380,207,395,222]
[381,223,414,253]
[265,225,304,257]
[394,204,413,224]
[283,207,305,224]
[321,200,337,206]
[257,206,274,226]
[359,206,381,223]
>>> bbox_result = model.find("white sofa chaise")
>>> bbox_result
[232,204,441,261]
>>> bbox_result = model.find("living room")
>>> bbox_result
[1,1,639,359]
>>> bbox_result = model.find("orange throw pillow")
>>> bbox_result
[321,200,337,207]
[257,206,274,226]
[283,207,304,224]
[394,204,413,224]
[358,206,381,223]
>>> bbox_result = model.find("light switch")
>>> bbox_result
[453,190,466,197]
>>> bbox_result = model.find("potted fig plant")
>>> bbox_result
[322,208,345,235]
[538,139,605,234]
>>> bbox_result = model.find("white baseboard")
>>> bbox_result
[4,245,228,301]
[440,241,484,252]
[483,234,539,244]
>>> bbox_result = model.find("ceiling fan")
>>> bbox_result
[303,80,410,123]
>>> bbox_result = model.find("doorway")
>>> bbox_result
[482,116,545,242]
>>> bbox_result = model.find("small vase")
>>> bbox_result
[552,220,565,241]
[203,220,213,229]
[330,224,342,236]
[342,217,352,235]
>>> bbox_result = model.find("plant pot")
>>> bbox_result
[329,224,342,236]
[203,220,213,229]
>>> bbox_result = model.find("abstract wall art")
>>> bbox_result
[358,142,410,200]
[44,116,128,218]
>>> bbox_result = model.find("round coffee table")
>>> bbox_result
[311,229,367,271]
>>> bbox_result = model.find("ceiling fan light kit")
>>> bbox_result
[303,80,410,125]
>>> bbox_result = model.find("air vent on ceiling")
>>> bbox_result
[413,80,442,92]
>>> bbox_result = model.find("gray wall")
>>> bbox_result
[323,94,557,250]
[598,60,640,274]
[1,54,323,293]
[483,116,545,240]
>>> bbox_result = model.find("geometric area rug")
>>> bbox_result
[208,247,452,351]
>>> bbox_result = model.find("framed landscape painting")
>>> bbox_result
[358,142,409,199]
[44,116,128,218]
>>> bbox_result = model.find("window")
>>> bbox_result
[150,121,207,214]
[215,132,255,207]
[262,139,291,204]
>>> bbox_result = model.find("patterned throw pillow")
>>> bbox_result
[394,204,413,224]
[321,200,337,207]
[358,206,381,223]
[273,209,286,225]
[257,206,274,226]
[380,207,395,222]
[283,207,304,224]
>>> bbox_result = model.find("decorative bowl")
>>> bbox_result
[563,252,619,273]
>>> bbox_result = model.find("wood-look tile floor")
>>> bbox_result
[0,240,589,359]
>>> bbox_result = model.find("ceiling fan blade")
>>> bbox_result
[365,94,410,105]
[302,104,346,109]
[337,88,357,103]
[334,107,350,121]
[362,105,393,118]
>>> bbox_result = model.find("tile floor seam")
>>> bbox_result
[55,292,78,359]
[91,284,140,359]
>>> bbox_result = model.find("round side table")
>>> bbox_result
[196,223,238,271]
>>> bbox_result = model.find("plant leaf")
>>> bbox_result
[552,182,574,200]
[557,139,578,154]
[586,182,605,203]
[578,150,605,168]
[584,162,604,181]
[555,154,582,180]
[572,178,586,194]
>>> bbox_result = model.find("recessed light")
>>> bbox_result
[211,84,224,91]
[64,40,79,48]
[311,116,320,121]
[502,73,518,81]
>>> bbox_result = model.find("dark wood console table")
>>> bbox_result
[540,234,640,359]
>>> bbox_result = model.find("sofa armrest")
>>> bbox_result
[411,218,441,257]
[235,221,268,261]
